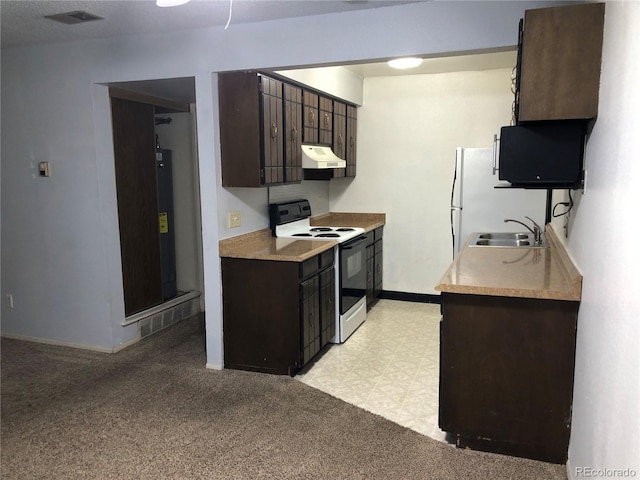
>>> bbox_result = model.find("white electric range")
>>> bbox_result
[269,200,368,344]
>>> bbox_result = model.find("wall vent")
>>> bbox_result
[45,11,104,25]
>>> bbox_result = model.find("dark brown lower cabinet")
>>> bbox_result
[439,292,579,464]
[222,249,335,375]
[366,227,383,308]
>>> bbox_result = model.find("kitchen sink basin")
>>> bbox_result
[469,232,548,248]
[477,233,530,240]
[475,239,532,247]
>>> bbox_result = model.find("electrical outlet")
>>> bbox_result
[228,211,241,228]
[6,294,14,308]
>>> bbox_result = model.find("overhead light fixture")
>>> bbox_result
[388,57,423,70]
[156,0,191,7]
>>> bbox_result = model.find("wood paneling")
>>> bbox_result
[303,91,319,144]
[284,83,303,183]
[111,97,163,315]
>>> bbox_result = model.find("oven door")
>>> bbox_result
[339,234,368,315]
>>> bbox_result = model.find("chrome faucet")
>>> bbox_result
[504,216,543,245]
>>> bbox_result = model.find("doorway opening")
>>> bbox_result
[107,77,204,338]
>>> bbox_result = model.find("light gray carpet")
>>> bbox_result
[1,314,567,479]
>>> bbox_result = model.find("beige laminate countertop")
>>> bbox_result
[435,224,582,301]
[219,212,386,262]
[311,212,386,233]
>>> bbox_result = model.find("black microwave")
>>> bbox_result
[498,122,586,189]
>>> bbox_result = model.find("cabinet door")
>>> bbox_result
[261,76,284,185]
[319,96,333,146]
[346,105,358,177]
[518,3,604,122]
[333,101,347,159]
[301,275,321,365]
[374,239,383,299]
[303,91,319,144]
[218,72,263,187]
[333,101,347,178]
[366,244,375,307]
[320,267,336,347]
[284,83,303,183]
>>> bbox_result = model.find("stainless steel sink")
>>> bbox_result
[474,239,532,247]
[469,232,548,248]
[477,233,530,240]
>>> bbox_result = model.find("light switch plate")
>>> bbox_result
[38,162,51,177]
[228,211,241,228]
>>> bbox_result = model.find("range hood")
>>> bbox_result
[301,144,346,169]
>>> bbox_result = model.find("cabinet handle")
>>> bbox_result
[292,127,298,142]
[271,123,278,139]
[350,136,355,147]
[338,134,343,147]
[309,110,315,125]
[323,113,329,128]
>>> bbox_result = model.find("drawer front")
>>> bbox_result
[319,248,335,270]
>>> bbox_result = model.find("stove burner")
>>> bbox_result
[335,227,355,232]
[310,227,333,232]
[292,233,313,237]
[315,233,340,238]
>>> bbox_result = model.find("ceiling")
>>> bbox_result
[1,0,516,103]
[0,0,420,49]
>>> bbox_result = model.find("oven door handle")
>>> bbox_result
[341,235,369,249]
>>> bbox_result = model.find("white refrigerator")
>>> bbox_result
[450,147,547,255]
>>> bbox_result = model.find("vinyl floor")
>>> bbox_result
[295,299,449,443]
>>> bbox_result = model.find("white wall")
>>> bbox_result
[1,1,562,359]
[330,68,514,294]
[154,111,204,296]
[558,2,640,478]
[276,66,364,106]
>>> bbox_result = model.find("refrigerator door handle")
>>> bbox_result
[492,134,499,176]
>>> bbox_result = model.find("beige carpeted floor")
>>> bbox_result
[0,313,567,479]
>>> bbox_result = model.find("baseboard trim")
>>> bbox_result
[112,336,142,353]
[206,363,223,371]
[0,332,138,354]
[379,291,442,304]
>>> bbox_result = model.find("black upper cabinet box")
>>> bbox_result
[499,122,586,189]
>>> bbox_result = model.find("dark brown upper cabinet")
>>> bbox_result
[303,91,319,144]
[284,83,303,183]
[318,95,333,146]
[517,2,605,123]
[220,71,358,186]
[333,101,347,178]
[346,105,358,177]
[303,92,333,147]
[332,102,358,179]
[218,72,285,187]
